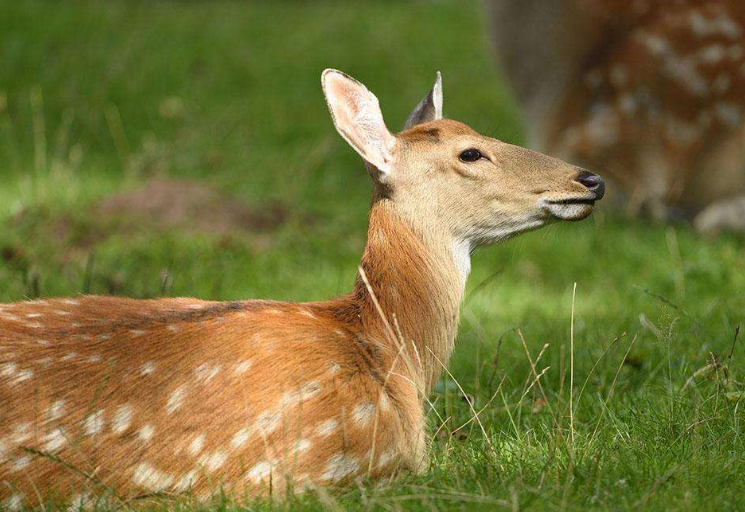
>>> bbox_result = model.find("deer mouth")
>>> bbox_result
[541,197,596,221]
[546,197,597,206]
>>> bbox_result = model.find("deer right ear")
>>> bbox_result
[322,69,397,178]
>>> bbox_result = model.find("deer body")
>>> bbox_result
[490,0,745,231]
[0,71,603,507]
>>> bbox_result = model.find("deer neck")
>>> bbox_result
[351,197,468,395]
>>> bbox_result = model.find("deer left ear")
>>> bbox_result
[402,72,443,130]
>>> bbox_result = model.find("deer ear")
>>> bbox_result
[322,69,397,177]
[402,71,443,130]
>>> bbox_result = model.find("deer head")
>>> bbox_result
[322,69,604,260]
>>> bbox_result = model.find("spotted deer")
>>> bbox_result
[490,0,745,233]
[0,69,604,508]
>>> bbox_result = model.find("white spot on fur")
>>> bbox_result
[254,411,281,437]
[247,461,274,484]
[12,369,34,386]
[230,428,250,449]
[61,299,80,306]
[43,428,66,452]
[173,470,199,492]
[84,410,105,435]
[1,362,17,378]
[87,354,102,363]
[690,10,742,39]
[67,493,91,512]
[321,453,359,481]
[188,434,205,456]
[132,462,174,491]
[138,425,155,442]
[140,362,156,375]
[199,450,228,472]
[292,439,311,455]
[10,455,32,472]
[4,494,23,512]
[48,400,66,422]
[316,418,338,437]
[166,325,179,332]
[377,450,396,469]
[280,381,322,408]
[112,405,133,434]
[194,363,221,383]
[234,360,252,375]
[698,43,727,64]
[167,385,188,414]
[129,329,146,337]
[328,361,341,375]
[25,313,42,318]
[378,393,391,412]
[353,401,374,425]
[11,423,31,444]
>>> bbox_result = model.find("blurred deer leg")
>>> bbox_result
[694,196,745,234]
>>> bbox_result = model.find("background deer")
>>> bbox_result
[489,0,745,233]
[0,69,604,508]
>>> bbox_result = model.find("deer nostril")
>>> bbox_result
[575,170,605,200]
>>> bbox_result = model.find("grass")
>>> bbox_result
[1,1,744,510]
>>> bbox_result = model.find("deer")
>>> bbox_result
[0,69,604,509]
[489,0,745,234]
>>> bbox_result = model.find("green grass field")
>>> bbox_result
[2,1,745,510]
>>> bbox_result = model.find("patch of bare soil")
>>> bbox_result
[96,178,288,235]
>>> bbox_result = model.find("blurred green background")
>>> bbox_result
[1,1,744,511]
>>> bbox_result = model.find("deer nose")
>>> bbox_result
[575,170,605,200]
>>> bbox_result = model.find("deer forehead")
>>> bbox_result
[399,121,570,177]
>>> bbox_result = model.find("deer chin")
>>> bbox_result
[540,197,596,221]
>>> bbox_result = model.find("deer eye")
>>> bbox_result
[459,149,482,163]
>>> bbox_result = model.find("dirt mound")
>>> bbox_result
[96,179,287,235]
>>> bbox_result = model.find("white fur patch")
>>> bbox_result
[10,455,31,472]
[84,410,105,436]
[320,453,359,482]
[112,405,133,434]
[167,385,188,414]
[138,425,155,442]
[451,239,472,284]
[316,418,338,437]
[352,401,374,425]
[48,400,66,422]
[198,450,228,472]
[43,428,66,452]
[174,470,199,492]
[132,462,174,491]
[231,428,250,449]
[4,494,23,512]
[247,461,274,484]
[140,362,156,375]
[234,360,252,375]
[188,434,206,456]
